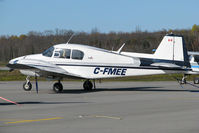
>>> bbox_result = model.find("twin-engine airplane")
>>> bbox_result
[7,34,191,93]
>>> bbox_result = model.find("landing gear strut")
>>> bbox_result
[83,80,93,91]
[53,80,63,93]
[23,76,32,91]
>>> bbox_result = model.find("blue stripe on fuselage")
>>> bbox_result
[191,65,199,68]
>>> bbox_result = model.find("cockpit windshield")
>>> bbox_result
[42,46,54,57]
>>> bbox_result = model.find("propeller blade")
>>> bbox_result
[35,76,38,94]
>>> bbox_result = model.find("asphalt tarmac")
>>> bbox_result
[1,81,199,133]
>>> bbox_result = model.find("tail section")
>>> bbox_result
[154,34,190,67]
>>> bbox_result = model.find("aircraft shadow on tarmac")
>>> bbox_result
[57,86,199,94]
[1,87,198,106]
[0,101,90,106]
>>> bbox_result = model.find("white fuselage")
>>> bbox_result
[8,43,185,79]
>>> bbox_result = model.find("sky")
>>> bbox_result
[0,0,199,36]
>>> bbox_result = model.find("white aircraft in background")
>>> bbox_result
[186,51,199,83]
[7,34,191,93]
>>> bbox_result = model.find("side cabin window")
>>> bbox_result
[54,49,71,59]
[42,46,54,57]
[72,50,84,60]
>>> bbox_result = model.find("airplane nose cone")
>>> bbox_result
[8,58,18,64]
[8,57,22,64]
[7,58,18,68]
[7,56,25,68]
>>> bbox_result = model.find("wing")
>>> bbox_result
[8,59,83,79]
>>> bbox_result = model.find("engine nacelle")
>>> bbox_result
[19,70,39,77]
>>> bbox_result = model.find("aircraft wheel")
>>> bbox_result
[194,78,199,84]
[23,82,32,91]
[53,82,63,93]
[83,80,93,91]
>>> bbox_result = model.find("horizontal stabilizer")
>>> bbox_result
[151,63,181,68]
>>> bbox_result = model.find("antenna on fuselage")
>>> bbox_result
[116,43,126,54]
[66,33,75,44]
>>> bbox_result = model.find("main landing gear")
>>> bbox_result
[23,76,32,91]
[52,79,95,93]
[83,80,93,91]
[53,80,63,93]
[52,80,95,93]
[83,79,96,91]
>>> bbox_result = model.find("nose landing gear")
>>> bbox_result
[23,76,32,91]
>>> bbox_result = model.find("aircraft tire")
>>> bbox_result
[194,78,199,84]
[83,80,93,91]
[53,82,63,93]
[23,82,32,91]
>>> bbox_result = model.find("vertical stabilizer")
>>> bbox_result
[154,34,190,67]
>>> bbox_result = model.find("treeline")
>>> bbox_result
[0,25,199,62]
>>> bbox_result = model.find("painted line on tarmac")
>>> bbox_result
[4,117,63,124]
[0,96,20,106]
[78,115,122,120]
[92,115,122,120]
